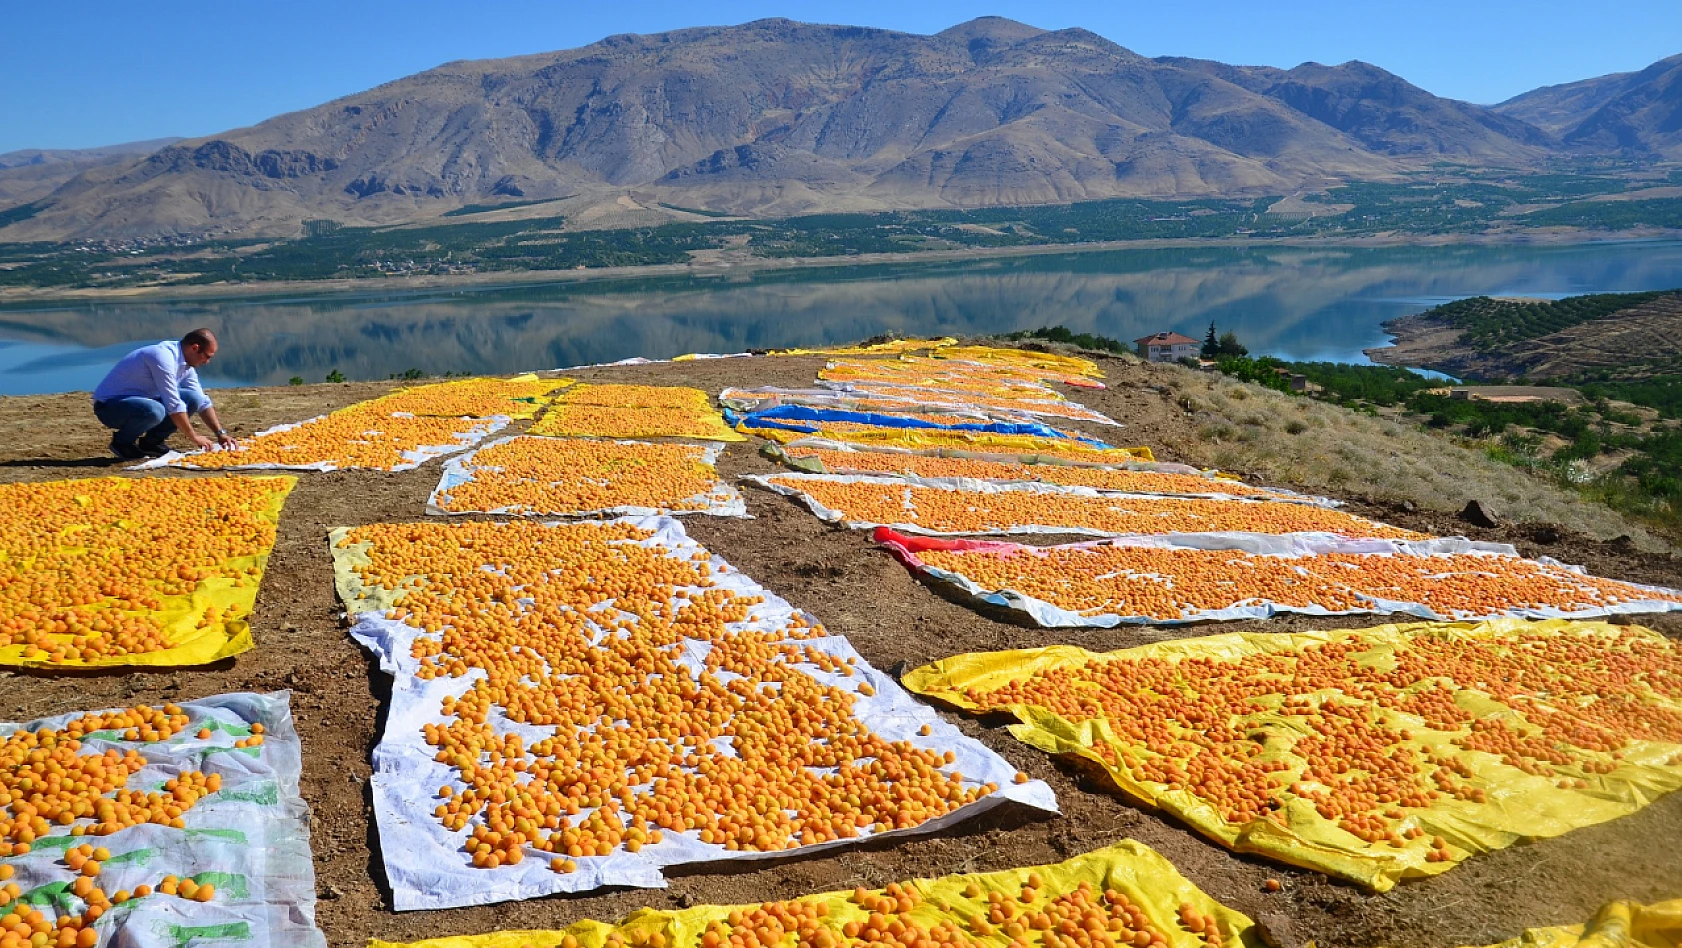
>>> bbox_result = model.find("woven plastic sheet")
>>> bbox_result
[766,441,1336,506]
[719,388,1121,428]
[0,476,293,668]
[878,530,1682,626]
[747,473,1421,540]
[905,619,1682,892]
[428,436,748,519]
[330,516,1055,910]
[768,427,1154,461]
[139,411,508,472]
[817,356,1103,394]
[368,839,1257,948]
[0,692,326,947]
[734,406,1111,447]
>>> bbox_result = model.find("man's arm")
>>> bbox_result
[200,404,236,448]
[165,410,216,451]
[145,352,215,450]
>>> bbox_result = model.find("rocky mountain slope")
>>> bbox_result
[0,138,180,213]
[0,18,1669,242]
[1496,53,1682,157]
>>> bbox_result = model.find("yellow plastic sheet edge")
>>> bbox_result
[367,839,1260,948]
[1477,898,1682,948]
[903,618,1682,893]
[0,475,296,668]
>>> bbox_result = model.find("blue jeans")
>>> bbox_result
[94,392,209,446]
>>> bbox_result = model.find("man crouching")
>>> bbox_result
[93,328,238,459]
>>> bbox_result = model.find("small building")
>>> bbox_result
[1135,331,1201,363]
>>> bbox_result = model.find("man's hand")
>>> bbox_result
[190,433,216,451]
[216,431,237,449]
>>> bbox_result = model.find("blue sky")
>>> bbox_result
[4,0,1679,153]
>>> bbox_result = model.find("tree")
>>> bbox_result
[1217,330,1248,357]
[1201,322,1220,359]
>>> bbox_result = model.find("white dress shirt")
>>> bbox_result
[92,340,212,416]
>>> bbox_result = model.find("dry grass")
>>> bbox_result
[1147,365,1665,550]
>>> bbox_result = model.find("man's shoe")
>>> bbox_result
[137,438,171,457]
[110,437,145,460]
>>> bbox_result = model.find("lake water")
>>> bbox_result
[4,239,1682,396]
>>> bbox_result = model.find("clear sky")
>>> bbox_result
[4,0,1679,153]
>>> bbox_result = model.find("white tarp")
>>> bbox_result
[334,516,1057,911]
[744,472,1379,537]
[426,436,749,518]
[134,413,508,473]
[0,692,326,948]
[766,439,1340,507]
[879,530,1682,628]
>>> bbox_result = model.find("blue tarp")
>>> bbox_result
[734,404,1112,447]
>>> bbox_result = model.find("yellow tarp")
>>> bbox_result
[772,337,959,357]
[934,346,1105,380]
[1477,900,1682,948]
[365,374,574,419]
[529,385,746,441]
[532,404,745,441]
[905,618,1682,892]
[368,839,1261,948]
[0,475,294,668]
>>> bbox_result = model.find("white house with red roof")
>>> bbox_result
[1134,331,1201,362]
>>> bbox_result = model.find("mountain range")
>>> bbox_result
[3,18,1678,242]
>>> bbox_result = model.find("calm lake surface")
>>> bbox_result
[4,239,1682,395]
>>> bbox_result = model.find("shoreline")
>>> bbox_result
[2,228,1672,306]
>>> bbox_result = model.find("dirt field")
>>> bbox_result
[2,352,1680,948]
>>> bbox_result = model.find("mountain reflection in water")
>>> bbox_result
[3,240,1681,395]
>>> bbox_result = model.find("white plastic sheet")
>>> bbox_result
[766,439,1340,507]
[0,692,326,948]
[426,436,749,518]
[744,472,1386,538]
[135,413,508,473]
[879,530,1682,627]
[334,516,1057,911]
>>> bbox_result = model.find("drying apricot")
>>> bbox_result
[340,519,994,874]
[767,475,1421,539]
[0,476,291,664]
[435,437,737,516]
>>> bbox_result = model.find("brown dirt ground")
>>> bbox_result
[1,352,1680,948]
